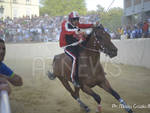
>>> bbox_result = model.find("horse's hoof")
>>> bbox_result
[85,106,90,112]
[96,104,102,113]
[47,71,56,80]
[128,109,133,113]
[80,106,90,113]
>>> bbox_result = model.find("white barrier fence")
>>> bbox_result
[0,90,11,113]
[5,38,150,69]
[101,38,150,69]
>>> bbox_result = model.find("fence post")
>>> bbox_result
[0,90,11,113]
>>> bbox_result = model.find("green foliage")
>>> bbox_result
[40,0,87,16]
[40,1,123,31]
[86,6,123,31]
[100,7,123,31]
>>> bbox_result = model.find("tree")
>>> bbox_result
[40,0,87,16]
[96,5,104,13]
[86,6,123,31]
[100,7,123,31]
[40,0,123,31]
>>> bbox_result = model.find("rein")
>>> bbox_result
[79,30,101,53]
[79,44,100,53]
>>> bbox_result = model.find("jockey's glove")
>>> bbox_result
[79,38,83,43]
[93,21,100,27]
[75,30,80,34]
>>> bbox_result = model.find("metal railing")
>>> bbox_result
[0,90,11,113]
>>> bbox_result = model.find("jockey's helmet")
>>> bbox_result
[68,11,80,22]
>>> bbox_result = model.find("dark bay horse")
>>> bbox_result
[48,25,133,113]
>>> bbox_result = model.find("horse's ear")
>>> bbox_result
[100,24,103,28]
[97,24,104,30]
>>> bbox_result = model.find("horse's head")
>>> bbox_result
[92,24,118,58]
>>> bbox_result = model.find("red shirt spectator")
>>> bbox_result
[143,21,149,32]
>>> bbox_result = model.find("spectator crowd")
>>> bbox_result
[0,15,62,43]
[0,14,149,43]
[0,14,99,43]
[116,19,150,40]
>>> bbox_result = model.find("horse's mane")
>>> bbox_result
[81,25,104,48]
[80,28,94,48]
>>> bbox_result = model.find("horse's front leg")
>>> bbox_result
[98,78,134,113]
[58,77,90,112]
[81,85,102,113]
[74,87,90,113]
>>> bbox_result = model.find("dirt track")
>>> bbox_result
[5,58,150,113]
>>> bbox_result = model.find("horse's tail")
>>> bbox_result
[47,56,57,80]
[47,71,56,80]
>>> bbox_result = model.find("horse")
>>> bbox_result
[47,24,133,113]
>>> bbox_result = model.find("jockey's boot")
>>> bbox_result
[72,81,80,88]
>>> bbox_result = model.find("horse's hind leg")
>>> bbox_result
[58,77,90,112]
[98,79,133,113]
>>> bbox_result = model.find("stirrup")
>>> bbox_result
[72,81,80,88]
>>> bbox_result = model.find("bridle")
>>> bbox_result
[79,27,106,53]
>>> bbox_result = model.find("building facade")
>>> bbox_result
[123,0,150,24]
[0,0,39,19]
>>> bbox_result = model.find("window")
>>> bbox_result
[144,0,150,2]
[13,8,17,18]
[13,0,17,3]
[134,0,141,5]
[26,9,31,17]
[125,0,132,8]
[0,0,4,2]
[26,0,31,4]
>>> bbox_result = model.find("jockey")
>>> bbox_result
[59,11,94,87]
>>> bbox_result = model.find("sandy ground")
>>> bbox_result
[4,58,150,113]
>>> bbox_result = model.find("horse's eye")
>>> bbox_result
[97,34,102,40]
[99,36,102,40]
[97,26,101,29]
